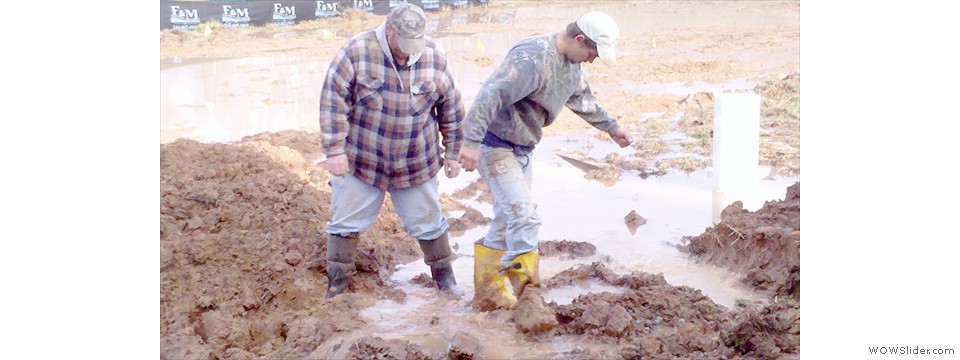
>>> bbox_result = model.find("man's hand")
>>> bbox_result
[325,154,348,176]
[443,159,461,178]
[458,147,480,172]
[610,128,634,148]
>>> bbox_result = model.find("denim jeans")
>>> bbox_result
[477,145,541,267]
[326,173,449,241]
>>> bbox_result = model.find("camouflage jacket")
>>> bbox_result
[463,33,622,149]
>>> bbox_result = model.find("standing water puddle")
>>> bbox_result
[160,54,326,143]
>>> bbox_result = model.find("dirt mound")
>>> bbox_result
[512,286,560,337]
[725,300,801,360]
[408,273,435,289]
[440,194,491,238]
[160,138,426,359]
[545,262,798,359]
[549,263,731,355]
[624,210,648,234]
[341,332,488,360]
[346,336,434,359]
[538,240,597,258]
[240,130,325,163]
[449,178,494,204]
[679,182,800,300]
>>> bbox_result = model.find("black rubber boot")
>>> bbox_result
[418,231,458,293]
[325,234,358,299]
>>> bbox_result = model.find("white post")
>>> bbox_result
[712,91,761,223]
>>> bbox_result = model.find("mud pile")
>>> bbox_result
[679,182,800,300]
[540,262,798,360]
[160,134,425,359]
[539,239,597,258]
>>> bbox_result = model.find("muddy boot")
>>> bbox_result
[325,233,358,299]
[504,250,540,298]
[473,240,518,311]
[418,232,458,293]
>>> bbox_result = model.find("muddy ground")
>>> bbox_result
[161,1,800,359]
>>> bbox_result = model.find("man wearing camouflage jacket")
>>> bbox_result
[458,11,633,310]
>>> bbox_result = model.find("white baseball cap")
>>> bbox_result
[577,12,620,66]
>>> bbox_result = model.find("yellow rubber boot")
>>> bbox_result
[504,250,540,298]
[473,241,518,311]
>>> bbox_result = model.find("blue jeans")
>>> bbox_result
[477,145,541,267]
[326,173,449,241]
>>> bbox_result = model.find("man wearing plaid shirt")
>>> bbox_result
[318,3,464,299]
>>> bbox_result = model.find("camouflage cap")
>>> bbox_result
[387,3,427,54]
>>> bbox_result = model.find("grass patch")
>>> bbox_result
[655,157,709,174]
[634,138,670,160]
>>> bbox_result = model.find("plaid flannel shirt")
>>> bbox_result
[319,25,464,190]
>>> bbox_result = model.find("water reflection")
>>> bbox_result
[160,55,326,143]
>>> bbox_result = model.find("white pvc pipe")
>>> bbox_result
[711,91,761,223]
